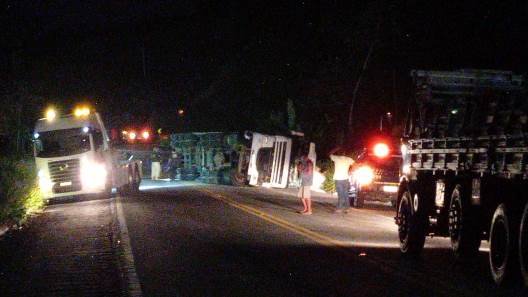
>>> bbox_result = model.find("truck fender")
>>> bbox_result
[397,179,410,215]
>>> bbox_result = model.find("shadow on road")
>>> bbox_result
[45,193,115,206]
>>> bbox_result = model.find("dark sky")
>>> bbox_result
[2,0,528,147]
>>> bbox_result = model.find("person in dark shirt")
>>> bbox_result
[151,147,161,180]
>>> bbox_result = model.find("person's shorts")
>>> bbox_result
[298,186,312,199]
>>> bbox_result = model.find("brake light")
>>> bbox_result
[142,131,150,139]
[373,143,390,158]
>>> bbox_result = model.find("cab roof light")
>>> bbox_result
[45,108,57,121]
[74,107,90,117]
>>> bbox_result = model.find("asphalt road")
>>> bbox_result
[117,183,528,297]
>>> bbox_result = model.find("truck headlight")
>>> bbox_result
[353,166,375,186]
[38,169,53,194]
[81,158,107,189]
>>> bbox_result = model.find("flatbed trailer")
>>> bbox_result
[396,69,528,286]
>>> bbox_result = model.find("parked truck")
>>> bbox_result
[33,106,142,199]
[350,136,401,208]
[350,113,402,208]
[396,69,528,286]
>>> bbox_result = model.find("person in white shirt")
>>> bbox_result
[329,148,354,213]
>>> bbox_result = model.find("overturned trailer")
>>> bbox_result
[170,131,314,189]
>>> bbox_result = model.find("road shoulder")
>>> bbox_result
[0,198,123,296]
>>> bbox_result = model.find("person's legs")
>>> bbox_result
[334,180,342,209]
[151,163,156,180]
[152,162,161,180]
[298,187,308,212]
[343,181,351,210]
[335,180,349,209]
[304,187,312,214]
[169,166,176,180]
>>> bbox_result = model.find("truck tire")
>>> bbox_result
[230,169,247,187]
[489,203,519,285]
[117,185,126,196]
[118,167,135,195]
[131,165,141,193]
[101,185,112,199]
[397,190,426,256]
[519,202,528,286]
[355,192,364,208]
[448,186,481,258]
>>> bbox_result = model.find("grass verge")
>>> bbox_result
[0,158,44,227]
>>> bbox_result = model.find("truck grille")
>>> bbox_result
[48,159,82,193]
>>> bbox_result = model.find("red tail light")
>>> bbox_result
[142,131,150,140]
[373,143,390,158]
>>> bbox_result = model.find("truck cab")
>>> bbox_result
[34,107,142,199]
[350,136,401,208]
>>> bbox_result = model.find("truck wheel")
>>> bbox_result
[448,186,481,258]
[230,169,247,187]
[132,166,141,193]
[397,190,426,256]
[489,203,519,285]
[117,185,126,196]
[519,202,528,286]
[355,192,364,208]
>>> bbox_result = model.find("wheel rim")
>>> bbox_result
[448,196,462,244]
[398,195,410,244]
[490,217,508,271]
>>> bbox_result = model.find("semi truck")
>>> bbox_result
[396,69,528,286]
[33,107,142,199]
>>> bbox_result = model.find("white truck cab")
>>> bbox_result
[34,107,142,199]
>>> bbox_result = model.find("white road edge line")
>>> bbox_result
[114,197,143,297]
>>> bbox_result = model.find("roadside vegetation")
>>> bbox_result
[0,157,44,227]
[318,160,336,193]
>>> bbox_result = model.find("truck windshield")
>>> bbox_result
[34,128,91,158]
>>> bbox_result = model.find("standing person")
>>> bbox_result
[168,150,180,181]
[151,147,161,180]
[329,148,354,213]
[297,153,314,215]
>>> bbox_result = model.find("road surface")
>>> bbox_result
[1,182,527,296]
[117,182,526,297]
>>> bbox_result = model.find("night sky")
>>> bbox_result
[2,0,528,151]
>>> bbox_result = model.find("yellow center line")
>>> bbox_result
[199,189,351,253]
[198,188,470,297]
